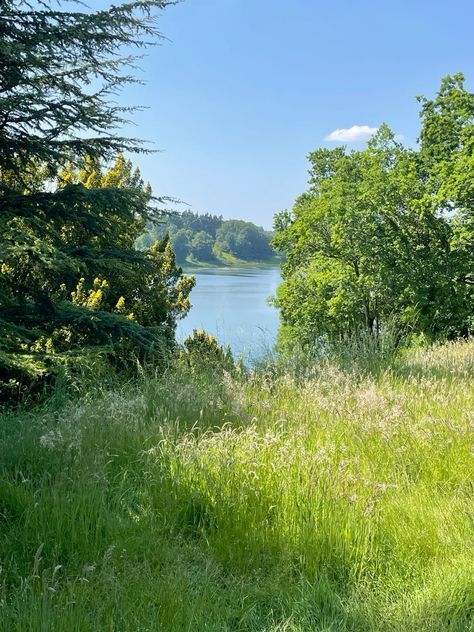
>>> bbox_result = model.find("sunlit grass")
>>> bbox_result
[0,340,473,630]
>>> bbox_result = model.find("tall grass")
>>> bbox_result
[0,340,473,630]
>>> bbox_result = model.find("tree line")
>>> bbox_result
[137,211,275,264]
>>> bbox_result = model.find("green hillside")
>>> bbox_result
[137,211,279,266]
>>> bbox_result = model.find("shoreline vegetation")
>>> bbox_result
[182,256,282,271]
[137,211,279,269]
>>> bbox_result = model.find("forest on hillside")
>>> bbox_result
[137,211,276,265]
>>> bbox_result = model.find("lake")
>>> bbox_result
[177,267,281,360]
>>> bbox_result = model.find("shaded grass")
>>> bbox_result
[0,340,473,630]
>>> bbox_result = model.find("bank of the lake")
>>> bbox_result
[182,258,281,270]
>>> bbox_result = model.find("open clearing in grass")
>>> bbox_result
[0,341,473,631]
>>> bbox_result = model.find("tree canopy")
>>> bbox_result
[0,0,173,172]
[0,0,195,399]
[215,220,274,261]
[273,76,474,349]
[137,211,275,264]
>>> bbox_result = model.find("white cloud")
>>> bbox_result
[325,125,378,143]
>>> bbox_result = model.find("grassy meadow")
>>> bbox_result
[0,340,473,631]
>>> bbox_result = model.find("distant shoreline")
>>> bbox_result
[181,258,282,272]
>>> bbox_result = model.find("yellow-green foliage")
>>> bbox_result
[181,328,235,371]
[1,152,195,399]
[0,340,473,630]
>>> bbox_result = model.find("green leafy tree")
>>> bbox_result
[190,231,215,261]
[138,211,276,264]
[169,228,192,262]
[215,220,273,260]
[180,211,223,238]
[273,117,468,349]
[418,73,474,327]
[138,211,224,258]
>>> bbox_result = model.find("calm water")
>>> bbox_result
[178,267,281,360]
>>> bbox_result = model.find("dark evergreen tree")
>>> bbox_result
[0,0,173,170]
[0,0,194,399]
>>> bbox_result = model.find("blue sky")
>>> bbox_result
[111,0,474,228]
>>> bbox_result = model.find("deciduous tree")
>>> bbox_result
[273,99,473,348]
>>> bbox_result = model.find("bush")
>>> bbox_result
[180,329,235,371]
